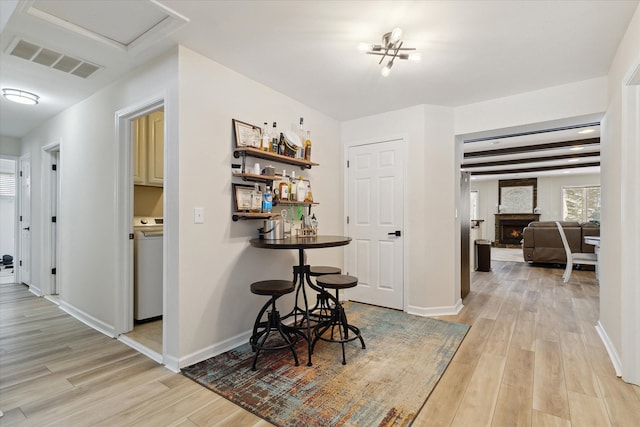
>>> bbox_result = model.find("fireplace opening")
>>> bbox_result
[499,220,529,245]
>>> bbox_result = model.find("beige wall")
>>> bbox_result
[176,47,343,363]
[341,105,458,313]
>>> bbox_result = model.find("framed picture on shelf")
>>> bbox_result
[233,183,255,212]
[232,119,261,148]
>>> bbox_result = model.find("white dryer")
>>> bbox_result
[133,217,163,321]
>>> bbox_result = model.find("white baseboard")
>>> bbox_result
[118,334,163,364]
[178,329,252,370]
[28,285,43,296]
[59,300,117,338]
[406,299,464,317]
[595,321,622,377]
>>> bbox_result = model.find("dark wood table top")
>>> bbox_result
[250,235,351,250]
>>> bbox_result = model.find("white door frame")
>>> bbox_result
[41,140,61,296]
[114,94,166,362]
[18,153,31,288]
[343,135,409,311]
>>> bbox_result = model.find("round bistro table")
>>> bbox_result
[250,235,352,366]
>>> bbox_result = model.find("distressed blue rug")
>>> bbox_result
[182,302,469,427]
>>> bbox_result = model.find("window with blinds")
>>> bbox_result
[0,172,16,197]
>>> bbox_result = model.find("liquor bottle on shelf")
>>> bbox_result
[297,175,307,202]
[270,122,279,153]
[289,171,297,201]
[304,180,313,203]
[297,117,305,157]
[278,133,285,156]
[260,122,269,151]
[304,130,312,161]
[262,186,273,213]
[279,170,289,201]
[250,184,262,213]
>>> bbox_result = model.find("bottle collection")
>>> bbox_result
[233,116,317,231]
[248,169,313,214]
[258,117,312,161]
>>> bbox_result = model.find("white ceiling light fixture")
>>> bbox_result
[2,88,39,105]
[360,27,420,76]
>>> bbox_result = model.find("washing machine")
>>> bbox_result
[133,216,163,321]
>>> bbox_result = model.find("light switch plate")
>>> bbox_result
[194,207,204,224]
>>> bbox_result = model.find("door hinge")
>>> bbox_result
[51,268,56,275]
[20,260,22,266]
[52,164,57,171]
[347,216,349,224]
[19,215,22,222]
[347,160,350,168]
[129,233,134,240]
[19,170,23,177]
[52,216,56,223]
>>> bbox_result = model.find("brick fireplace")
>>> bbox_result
[494,214,540,247]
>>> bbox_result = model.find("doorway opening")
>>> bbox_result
[0,157,18,285]
[41,142,60,300]
[114,98,165,364]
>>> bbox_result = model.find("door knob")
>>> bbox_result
[23,227,30,231]
[388,230,401,237]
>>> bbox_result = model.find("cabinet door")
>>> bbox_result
[133,116,147,185]
[146,111,164,186]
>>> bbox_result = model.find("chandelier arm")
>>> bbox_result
[378,47,391,64]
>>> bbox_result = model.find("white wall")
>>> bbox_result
[600,5,640,383]
[341,104,459,313]
[176,47,343,363]
[470,173,601,241]
[0,136,21,156]
[20,49,179,329]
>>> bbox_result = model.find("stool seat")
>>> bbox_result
[250,280,295,296]
[309,266,341,277]
[316,274,358,290]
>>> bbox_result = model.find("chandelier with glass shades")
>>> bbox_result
[359,27,420,76]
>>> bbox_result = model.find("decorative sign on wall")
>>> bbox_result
[500,186,534,213]
[498,178,537,213]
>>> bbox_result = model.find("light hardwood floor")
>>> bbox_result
[1,261,639,426]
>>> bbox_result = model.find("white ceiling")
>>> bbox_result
[0,0,637,179]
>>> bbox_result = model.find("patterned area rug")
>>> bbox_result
[182,302,469,427]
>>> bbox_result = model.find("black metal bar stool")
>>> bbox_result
[249,280,306,371]
[308,266,341,322]
[311,274,366,365]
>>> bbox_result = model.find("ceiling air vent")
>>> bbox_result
[8,39,102,79]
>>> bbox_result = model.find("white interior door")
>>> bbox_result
[19,155,31,285]
[346,139,404,310]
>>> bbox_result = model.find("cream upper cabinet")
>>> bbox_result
[146,111,164,186]
[134,111,164,187]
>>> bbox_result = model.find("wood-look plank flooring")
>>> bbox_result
[1,261,639,426]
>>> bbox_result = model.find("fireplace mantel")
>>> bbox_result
[494,213,540,247]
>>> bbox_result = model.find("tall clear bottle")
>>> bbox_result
[297,117,305,157]
[260,122,269,151]
[250,184,262,213]
[289,171,297,201]
[304,130,312,161]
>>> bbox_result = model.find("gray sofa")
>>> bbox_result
[522,221,600,264]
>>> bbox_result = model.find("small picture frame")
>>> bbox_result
[233,183,254,212]
[233,119,262,148]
